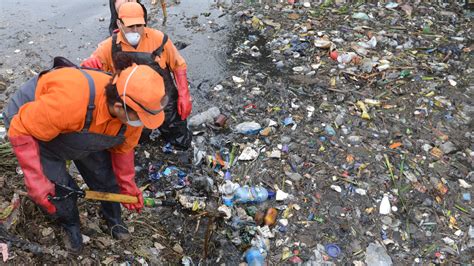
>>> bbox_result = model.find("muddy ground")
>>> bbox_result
[1,1,474,265]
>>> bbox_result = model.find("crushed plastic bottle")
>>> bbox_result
[337,52,357,64]
[188,107,220,127]
[235,121,262,135]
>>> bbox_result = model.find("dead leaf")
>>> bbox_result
[173,243,184,254]
[288,13,300,20]
[346,154,354,164]
[102,257,115,265]
[41,227,54,237]
[413,182,427,193]
[430,147,443,158]
[436,182,448,196]
[449,216,457,227]
[401,4,413,17]
[154,242,165,250]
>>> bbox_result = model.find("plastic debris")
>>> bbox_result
[379,194,391,215]
[0,243,8,262]
[365,242,393,266]
[188,107,221,127]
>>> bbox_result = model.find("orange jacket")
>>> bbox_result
[8,68,142,154]
[92,27,187,73]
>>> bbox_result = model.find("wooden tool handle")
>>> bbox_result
[84,191,138,204]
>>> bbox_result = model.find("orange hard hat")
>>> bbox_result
[114,64,166,129]
[118,2,145,27]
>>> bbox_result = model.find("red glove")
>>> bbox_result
[173,69,192,120]
[111,151,143,212]
[10,135,56,214]
[81,57,103,69]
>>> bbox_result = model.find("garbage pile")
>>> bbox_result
[141,1,472,264]
[1,1,473,265]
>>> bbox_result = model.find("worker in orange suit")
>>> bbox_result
[2,57,167,254]
[83,2,192,149]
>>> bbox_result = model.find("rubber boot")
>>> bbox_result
[52,181,83,254]
[61,223,83,254]
[101,201,130,240]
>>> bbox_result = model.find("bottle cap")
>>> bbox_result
[325,244,341,258]
[267,190,276,199]
[224,170,232,180]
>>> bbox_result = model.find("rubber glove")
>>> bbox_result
[81,57,103,69]
[111,151,144,212]
[173,69,192,120]
[10,135,56,214]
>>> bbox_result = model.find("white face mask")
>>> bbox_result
[125,32,141,46]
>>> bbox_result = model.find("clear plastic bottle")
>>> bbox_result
[219,180,240,206]
[245,247,264,266]
[233,186,269,204]
[188,107,220,127]
[234,121,262,135]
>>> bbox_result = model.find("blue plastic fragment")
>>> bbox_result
[462,193,471,202]
[283,117,294,126]
[162,143,173,153]
[325,125,336,136]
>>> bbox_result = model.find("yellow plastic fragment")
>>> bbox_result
[425,91,435,97]
[356,101,371,120]
[192,200,200,211]
[363,99,381,106]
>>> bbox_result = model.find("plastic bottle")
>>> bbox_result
[188,107,220,127]
[234,121,262,135]
[219,180,240,206]
[143,198,175,207]
[233,186,269,204]
[245,247,265,266]
[379,194,391,215]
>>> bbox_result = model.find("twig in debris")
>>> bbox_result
[130,220,165,237]
[325,87,367,96]
[202,216,215,259]
[195,218,201,233]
